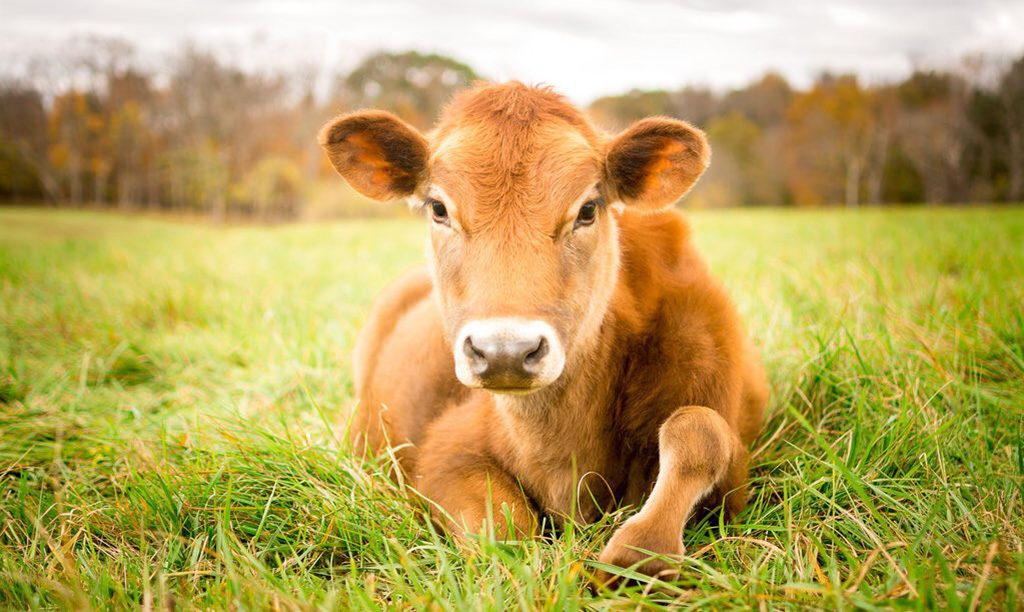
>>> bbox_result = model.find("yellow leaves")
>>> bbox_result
[86,114,104,134]
[48,143,69,168]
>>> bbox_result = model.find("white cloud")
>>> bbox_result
[1,0,1022,102]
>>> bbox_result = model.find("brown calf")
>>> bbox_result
[319,82,768,583]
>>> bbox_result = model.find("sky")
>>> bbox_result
[2,0,1023,103]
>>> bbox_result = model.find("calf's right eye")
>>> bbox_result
[426,198,449,226]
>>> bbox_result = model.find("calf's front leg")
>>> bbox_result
[595,405,743,584]
[415,408,539,540]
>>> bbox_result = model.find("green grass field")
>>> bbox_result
[1,206,1022,610]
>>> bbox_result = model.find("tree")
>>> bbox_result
[721,72,792,127]
[163,47,288,217]
[338,51,479,128]
[590,90,676,129]
[48,90,99,203]
[234,156,306,220]
[0,84,56,200]
[997,57,1024,200]
[2,40,1022,214]
[895,70,976,203]
[702,112,763,206]
[785,74,876,206]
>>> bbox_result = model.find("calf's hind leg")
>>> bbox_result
[596,406,742,584]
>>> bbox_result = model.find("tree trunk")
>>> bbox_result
[147,168,160,210]
[865,130,890,205]
[68,154,83,205]
[1008,130,1023,201]
[16,143,62,203]
[118,173,134,211]
[845,156,861,207]
[93,170,105,206]
[211,193,226,223]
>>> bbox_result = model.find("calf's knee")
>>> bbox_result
[658,406,736,481]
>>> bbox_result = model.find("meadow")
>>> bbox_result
[0,205,1022,610]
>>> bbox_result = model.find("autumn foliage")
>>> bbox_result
[1,39,1021,218]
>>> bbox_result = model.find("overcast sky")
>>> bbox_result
[2,0,1023,102]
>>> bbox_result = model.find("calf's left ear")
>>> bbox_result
[318,110,430,200]
[604,117,710,209]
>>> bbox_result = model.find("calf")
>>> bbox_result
[319,82,768,583]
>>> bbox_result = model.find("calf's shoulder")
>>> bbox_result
[353,266,468,463]
[611,209,751,444]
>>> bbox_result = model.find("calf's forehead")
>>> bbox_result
[428,122,603,227]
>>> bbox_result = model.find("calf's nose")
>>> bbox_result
[464,333,548,379]
[453,318,565,392]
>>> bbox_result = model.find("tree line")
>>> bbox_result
[592,60,1023,207]
[1,37,1021,218]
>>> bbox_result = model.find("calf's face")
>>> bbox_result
[320,90,709,394]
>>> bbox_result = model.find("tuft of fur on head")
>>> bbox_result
[433,81,601,146]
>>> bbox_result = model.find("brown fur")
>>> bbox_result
[320,82,769,584]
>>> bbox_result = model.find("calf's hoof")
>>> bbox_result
[592,519,683,588]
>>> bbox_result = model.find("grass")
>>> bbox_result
[0,205,1022,610]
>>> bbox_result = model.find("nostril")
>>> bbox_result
[463,336,489,374]
[464,336,486,359]
[523,336,549,367]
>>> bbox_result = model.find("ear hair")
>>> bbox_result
[318,110,430,200]
[605,117,710,209]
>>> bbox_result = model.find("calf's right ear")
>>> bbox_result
[318,110,430,200]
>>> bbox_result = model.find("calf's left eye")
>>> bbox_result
[574,199,600,229]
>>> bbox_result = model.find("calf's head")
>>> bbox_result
[320,83,708,394]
